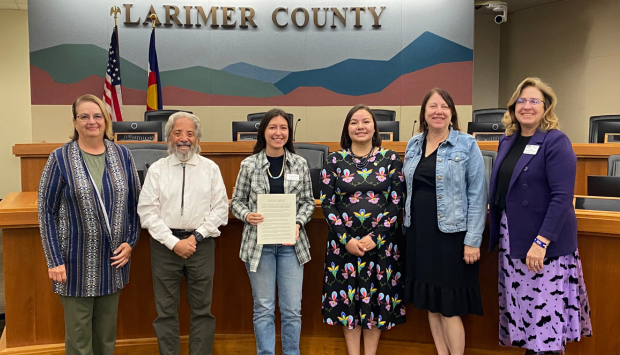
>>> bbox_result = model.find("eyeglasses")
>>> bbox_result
[515,98,543,105]
[76,114,104,121]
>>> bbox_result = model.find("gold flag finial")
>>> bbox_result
[150,14,158,28]
[110,6,121,26]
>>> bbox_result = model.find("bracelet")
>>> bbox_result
[534,237,548,249]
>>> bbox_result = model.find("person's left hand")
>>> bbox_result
[526,235,549,273]
[111,242,132,268]
[283,224,301,246]
[359,235,376,252]
[463,245,480,264]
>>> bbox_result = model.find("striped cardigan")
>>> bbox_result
[38,140,141,297]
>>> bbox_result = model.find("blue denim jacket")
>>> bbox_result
[403,127,487,248]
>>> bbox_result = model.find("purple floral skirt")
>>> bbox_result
[498,211,592,353]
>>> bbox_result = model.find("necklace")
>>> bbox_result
[267,151,285,179]
[350,146,374,170]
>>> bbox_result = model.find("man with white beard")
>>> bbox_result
[138,112,228,355]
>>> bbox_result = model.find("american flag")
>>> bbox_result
[103,27,123,121]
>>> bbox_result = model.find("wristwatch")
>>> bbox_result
[193,231,205,243]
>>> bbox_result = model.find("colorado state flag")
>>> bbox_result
[146,27,162,111]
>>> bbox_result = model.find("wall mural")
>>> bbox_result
[29,0,473,107]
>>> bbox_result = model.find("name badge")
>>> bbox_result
[286,173,300,181]
[524,145,539,155]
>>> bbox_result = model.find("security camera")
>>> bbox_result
[488,3,507,24]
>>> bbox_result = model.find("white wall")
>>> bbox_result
[499,0,620,143]
[473,13,501,111]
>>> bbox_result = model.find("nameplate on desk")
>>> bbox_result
[604,133,620,143]
[379,132,393,142]
[115,132,158,142]
[472,132,502,141]
[237,132,258,141]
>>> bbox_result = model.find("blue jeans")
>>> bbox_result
[245,245,304,355]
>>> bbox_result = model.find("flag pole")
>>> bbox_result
[110,6,121,57]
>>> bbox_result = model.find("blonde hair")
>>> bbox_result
[502,77,560,136]
[71,94,114,141]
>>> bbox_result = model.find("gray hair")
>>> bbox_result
[164,111,203,142]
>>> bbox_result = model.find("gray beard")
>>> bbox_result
[168,142,199,162]
[174,149,194,162]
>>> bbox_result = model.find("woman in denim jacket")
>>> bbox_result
[403,88,486,355]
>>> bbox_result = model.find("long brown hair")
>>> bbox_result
[502,77,559,136]
[253,108,296,154]
[418,88,460,133]
[340,104,382,149]
[70,94,114,141]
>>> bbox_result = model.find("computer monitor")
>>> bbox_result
[587,175,620,198]
[467,122,504,141]
[247,112,294,126]
[371,109,396,121]
[144,110,193,123]
[575,196,620,212]
[112,121,165,142]
[589,115,620,143]
[472,108,506,123]
[232,121,261,141]
[376,121,399,142]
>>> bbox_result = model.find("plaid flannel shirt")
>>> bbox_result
[231,149,315,272]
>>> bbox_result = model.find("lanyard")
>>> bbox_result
[84,165,112,238]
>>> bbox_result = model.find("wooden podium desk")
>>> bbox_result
[12,142,620,197]
[0,191,618,354]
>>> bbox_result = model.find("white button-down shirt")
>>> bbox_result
[138,153,229,250]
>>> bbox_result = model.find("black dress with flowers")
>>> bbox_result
[320,148,406,330]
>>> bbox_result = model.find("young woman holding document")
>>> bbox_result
[320,104,405,355]
[231,108,315,355]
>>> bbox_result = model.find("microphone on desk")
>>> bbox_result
[411,120,417,138]
[294,118,301,141]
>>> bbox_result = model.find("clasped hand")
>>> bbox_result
[173,236,197,259]
[345,235,376,257]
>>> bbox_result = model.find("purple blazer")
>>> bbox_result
[488,129,577,258]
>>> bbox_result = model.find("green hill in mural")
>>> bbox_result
[30,44,283,97]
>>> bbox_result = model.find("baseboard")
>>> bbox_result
[0,334,524,355]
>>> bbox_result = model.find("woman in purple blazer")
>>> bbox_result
[488,78,592,355]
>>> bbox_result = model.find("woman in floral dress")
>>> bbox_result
[321,104,406,355]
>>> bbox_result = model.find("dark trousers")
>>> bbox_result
[59,291,121,355]
[150,237,216,355]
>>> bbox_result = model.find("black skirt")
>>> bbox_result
[404,144,483,317]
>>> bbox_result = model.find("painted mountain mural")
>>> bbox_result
[30,31,473,106]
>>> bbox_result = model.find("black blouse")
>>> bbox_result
[413,137,438,187]
[267,155,285,194]
[494,134,532,211]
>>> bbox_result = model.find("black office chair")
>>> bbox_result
[125,144,169,184]
[370,109,396,121]
[293,143,329,199]
[472,108,506,123]
[575,196,620,212]
[589,115,620,143]
[480,150,497,195]
[144,110,193,122]
[247,112,294,123]
[608,155,620,176]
